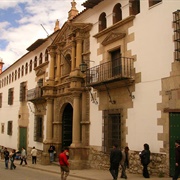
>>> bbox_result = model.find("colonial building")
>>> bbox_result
[0,0,180,177]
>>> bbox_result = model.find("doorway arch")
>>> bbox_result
[62,103,73,148]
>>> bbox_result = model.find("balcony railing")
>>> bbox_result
[85,57,134,86]
[27,87,43,101]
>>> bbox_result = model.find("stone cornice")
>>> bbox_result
[102,32,126,46]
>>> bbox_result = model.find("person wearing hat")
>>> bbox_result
[173,140,180,180]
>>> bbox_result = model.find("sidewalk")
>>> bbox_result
[23,159,172,180]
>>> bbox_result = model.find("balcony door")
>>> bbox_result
[111,49,121,77]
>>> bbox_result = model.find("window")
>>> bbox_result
[6,76,8,85]
[25,63,28,75]
[21,65,24,77]
[34,56,37,68]
[173,10,180,61]
[0,80,1,88]
[0,93,2,108]
[12,72,14,82]
[129,0,140,15]
[8,88,14,105]
[39,53,43,65]
[9,74,11,84]
[15,70,17,80]
[113,3,122,24]
[34,116,43,142]
[1,123,4,134]
[149,0,162,7]
[7,121,12,135]
[29,60,32,72]
[19,82,26,102]
[99,12,107,32]
[45,49,49,62]
[18,68,20,79]
[103,110,121,153]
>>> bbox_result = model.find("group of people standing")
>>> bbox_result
[109,143,151,180]
[109,144,130,180]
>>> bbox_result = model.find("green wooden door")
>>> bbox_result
[62,104,73,148]
[19,127,27,151]
[169,112,180,176]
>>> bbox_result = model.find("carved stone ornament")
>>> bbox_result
[36,68,45,76]
[102,32,126,46]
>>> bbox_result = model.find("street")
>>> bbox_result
[0,160,82,180]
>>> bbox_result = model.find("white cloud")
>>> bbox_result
[0,0,85,70]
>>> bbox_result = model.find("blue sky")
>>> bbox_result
[0,0,85,70]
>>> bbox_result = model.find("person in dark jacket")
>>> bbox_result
[109,143,122,180]
[173,140,180,180]
[4,147,9,169]
[139,143,150,178]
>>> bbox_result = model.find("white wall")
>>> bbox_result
[127,1,179,153]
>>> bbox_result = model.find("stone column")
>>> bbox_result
[46,98,53,141]
[75,38,82,68]
[42,98,53,165]
[48,47,56,85]
[71,41,76,71]
[71,92,81,147]
[81,91,90,146]
[56,49,61,82]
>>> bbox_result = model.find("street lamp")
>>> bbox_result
[79,61,88,73]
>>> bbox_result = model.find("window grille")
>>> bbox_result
[173,10,180,61]
[34,116,43,142]
[103,110,121,153]
[7,121,12,135]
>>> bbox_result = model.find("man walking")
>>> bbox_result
[4,147,9,169]
[20,147,27,165]
[59,147,70,180]
[31,146,37,164]
[173,140,180,180]
[109,143,122,180]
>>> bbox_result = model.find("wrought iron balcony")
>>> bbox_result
[27,87,43,102]
[85,57,134,87]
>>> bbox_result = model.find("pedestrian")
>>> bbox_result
[4,147,9,169]
[9,149,16,170]
[139,143,151,178]
[59,147,70,180]
[65,147,69,159]
[120,146,129,179]
[20,147,27,165]
[172,140,180,180]
[1,146,4,159]
[31,146,37,164]
[109,143,122,180]
[48,144,55,162]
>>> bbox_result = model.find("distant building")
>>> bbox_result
[0,0,180,176]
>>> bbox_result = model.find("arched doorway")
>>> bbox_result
[62,103,73,148]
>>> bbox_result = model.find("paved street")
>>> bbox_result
[0,160,83,180]
[0,159,173,180]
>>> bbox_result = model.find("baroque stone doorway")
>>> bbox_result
[62,103,73,148]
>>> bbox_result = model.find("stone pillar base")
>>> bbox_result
[41,152,50,165]
[69,147,90,170]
